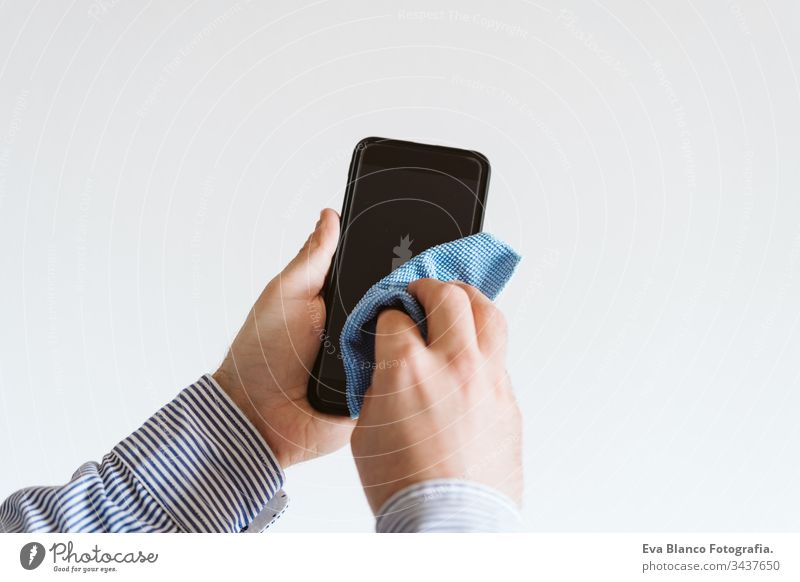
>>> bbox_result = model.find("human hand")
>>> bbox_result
[213,208,355,468]
[351,278,523,513]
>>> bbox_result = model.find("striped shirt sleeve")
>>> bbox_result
[375,479,523,533]
[0,375,287,533]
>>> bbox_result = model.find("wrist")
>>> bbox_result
[211,366,292,469]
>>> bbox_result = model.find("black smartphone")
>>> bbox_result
[307,137,490,416]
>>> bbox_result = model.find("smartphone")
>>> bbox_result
[307,137,490,415]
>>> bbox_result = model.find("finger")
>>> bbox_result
[373,308,426,366]
[279,208,340,298]
[406,279,477,354]
[449,281,508,358]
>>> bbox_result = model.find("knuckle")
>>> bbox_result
[427,285,450,306]
[413,277,438,292]
[430,282,467,307]
[375,309,403,334]
[401,347,431,377]
[393,343,418,363]
[443,282,471,305]
[484,306,508,342]
[447,346,483,376]
[494,315,509,344]
[492,307,508,332]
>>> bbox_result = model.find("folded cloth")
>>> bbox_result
[340,232,522,418]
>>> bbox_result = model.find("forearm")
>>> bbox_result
[0,375,287,533]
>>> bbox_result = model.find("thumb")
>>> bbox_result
[278,208,340,298]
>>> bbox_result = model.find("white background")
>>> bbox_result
[0,0,798,532]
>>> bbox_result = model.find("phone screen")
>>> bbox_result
[311,139,489,413]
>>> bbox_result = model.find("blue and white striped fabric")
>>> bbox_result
[340,232,522,417]
[0,375,287,533]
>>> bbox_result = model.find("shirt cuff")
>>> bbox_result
[375,479,523,533]
[111,374,287,532]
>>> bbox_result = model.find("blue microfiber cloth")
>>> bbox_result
[340,233,522,418]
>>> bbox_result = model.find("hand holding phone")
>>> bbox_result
[213,208,355,468]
